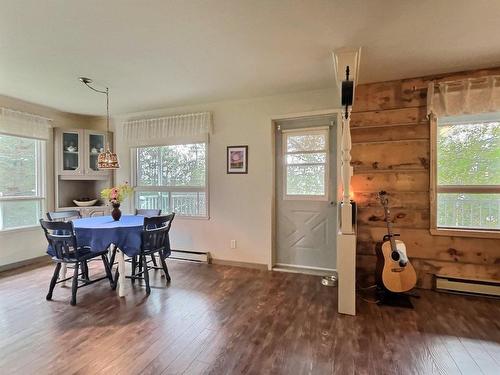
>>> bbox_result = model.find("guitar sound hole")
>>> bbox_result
[391,251,400,261]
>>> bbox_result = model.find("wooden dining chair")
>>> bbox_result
[46,210,91,280]
[40,219,114,305]
[135,208,162,217]
[134,208,162,267]
[46,210,82,221]
[127,213,175,295]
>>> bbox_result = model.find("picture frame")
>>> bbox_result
[227,145,248,174]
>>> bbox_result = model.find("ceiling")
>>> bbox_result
[2,0,500,115]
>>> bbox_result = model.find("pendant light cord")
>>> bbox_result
[81,80,110,132]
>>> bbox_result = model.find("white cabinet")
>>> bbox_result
[56,128,112,179]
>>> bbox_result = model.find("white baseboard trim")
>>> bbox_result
[170,250,210,263]
[273,263,336,276]
[0,255,51,273]
[211,258,268,271]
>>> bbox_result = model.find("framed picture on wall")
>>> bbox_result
[227,145,248,174]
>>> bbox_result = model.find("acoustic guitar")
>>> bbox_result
[375,191,417,293]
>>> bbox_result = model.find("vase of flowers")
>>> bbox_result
[101,183,134,221]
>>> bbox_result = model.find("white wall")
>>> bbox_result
[0,95,104,267]
[115,87,339,267]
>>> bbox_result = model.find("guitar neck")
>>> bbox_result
[383,206,397,250]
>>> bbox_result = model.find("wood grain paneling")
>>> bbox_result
[351,171,429,192]
[355,191,429,209]
[352,67,500,285]
[357,207,429,229]
[351,106,428,128]
[351,123,429,143]
[352,140,429,171]
[357,225,500,265]
[357,254,500,289]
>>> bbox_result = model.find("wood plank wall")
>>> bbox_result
[351,67,500,288]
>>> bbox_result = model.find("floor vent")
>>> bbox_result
[435,275,500,298]
[170,250,210,263]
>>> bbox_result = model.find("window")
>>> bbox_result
[283,128,329,199]
[433,114,499,235]
[0,134,45,230]
[133,143,208,217]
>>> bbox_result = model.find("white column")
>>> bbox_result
[333,48,361,316]
[340,108,354,235]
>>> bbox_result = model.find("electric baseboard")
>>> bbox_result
[170,250,210,263]
[435,275,500,298]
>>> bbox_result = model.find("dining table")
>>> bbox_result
[65,215,145,297]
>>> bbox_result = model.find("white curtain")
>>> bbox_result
[121,111,212,147]
[0,107,53,140]
[427,76,500,118]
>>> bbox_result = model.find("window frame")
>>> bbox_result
[430,115,500,239]
[131,142,209,220]
[282,127,330,201]
[0,134,46,232]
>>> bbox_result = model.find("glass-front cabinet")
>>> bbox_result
[60,130,83,175]
[56,128,112,178]
[85,131,108,177]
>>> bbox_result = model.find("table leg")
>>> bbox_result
[60,263,67,287]
[117,249,126,297]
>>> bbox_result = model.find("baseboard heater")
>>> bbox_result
[435,275,500,298]
[170,249,210,263]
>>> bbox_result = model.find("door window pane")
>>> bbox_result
[286,134,326,152]
[286,165,325,196]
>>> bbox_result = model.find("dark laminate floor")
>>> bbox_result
[0,260,499,375]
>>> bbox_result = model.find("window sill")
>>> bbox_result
[430,227,500,239]
[176,215,210,221]
[0,225,40,235]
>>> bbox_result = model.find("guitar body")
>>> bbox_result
[380,240,417,293]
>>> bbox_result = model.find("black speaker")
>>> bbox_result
[341,80,354,106]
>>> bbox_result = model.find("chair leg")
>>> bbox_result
[70,262,80,306]
[101,254,114,289]
[142,255,151,295]
[82,260,90,281]
[46,263,62,300]
[150,254,158,267]
[113,267,119,290]
[131,256,137,284]
[158,251,171,283]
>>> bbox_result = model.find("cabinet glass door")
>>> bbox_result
[88,133,105,171]
[62,132,80,171]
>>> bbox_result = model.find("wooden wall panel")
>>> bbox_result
[352,66,500,286]
[357,207,429,229]
[351,140,429,172]
[357,254,500,289]
[351,171,429,192]
[355,191,429,209]
[356,226,499,265]
[351,123,429,143]
[350,107,428,128]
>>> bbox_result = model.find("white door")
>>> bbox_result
[275,116,338,272]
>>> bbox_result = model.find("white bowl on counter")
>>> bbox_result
[73,199,98,207]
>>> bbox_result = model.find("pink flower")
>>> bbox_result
[110,188,119,199]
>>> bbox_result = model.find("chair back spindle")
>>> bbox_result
[40,219,79,261]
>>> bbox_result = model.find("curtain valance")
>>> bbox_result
[121,112,212,147]
[0,107,53,140]
[427,76,500,118]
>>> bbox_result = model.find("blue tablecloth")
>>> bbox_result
[47,215,145,257]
